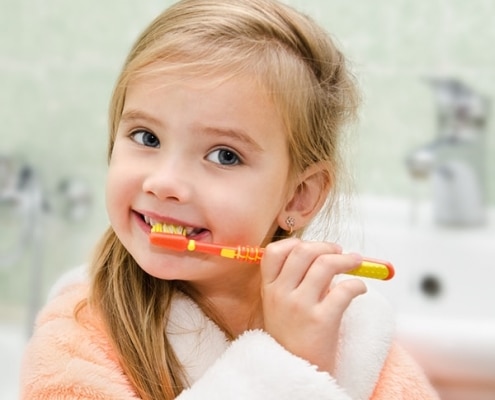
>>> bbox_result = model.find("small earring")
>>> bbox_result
[285,216,295,235]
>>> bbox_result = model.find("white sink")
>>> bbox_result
[311,195,495,398]
[354,196,494,319]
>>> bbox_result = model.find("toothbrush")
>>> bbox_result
[149,231,395,281]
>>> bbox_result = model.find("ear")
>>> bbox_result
[277,163,332,231]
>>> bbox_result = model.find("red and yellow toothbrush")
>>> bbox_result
[149,225,394,281]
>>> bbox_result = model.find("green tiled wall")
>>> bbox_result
[1,0,494,317]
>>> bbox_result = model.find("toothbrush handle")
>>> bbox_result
[348,258,395,281]
[221,245,264,263]
[149,233,394,280]
[224,246,394,280]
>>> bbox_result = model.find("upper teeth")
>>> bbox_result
[144,216,189,236]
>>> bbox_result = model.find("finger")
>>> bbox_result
[260,238,301,285]
[296,253,362,303]
[269,241,343,291]
[321,278,367,317]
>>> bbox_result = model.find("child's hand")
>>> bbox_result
[260,238,367,375]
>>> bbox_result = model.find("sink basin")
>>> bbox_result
[311,195,495,398]
[351,196,494,318]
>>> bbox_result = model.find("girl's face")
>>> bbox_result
[106,67,293,292]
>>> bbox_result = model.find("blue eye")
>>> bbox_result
[131,130,160,148]
[206,148,241,166]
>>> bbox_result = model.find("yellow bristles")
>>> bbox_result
[151,223,186,236]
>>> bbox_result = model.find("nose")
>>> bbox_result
[142,157,194,202]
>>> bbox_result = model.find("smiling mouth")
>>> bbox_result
[143,215,205,238]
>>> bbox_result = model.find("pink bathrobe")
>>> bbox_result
[20,267,439,399]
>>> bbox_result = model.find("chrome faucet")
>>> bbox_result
[0,155,92,336]
[406,78,490,226]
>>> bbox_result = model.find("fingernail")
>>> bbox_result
[348,252,363,263]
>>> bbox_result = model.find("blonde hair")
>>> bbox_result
[88,0,360,398]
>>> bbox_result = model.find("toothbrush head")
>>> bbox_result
[150,232,190,251]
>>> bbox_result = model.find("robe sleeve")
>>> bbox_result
[370,342,440,400]
[178,329,353,400]
[20,284,141,400]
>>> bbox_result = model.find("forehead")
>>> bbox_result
[123,65,289,146]
[124,64,272,113]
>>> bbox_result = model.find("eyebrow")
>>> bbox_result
[120,109,163,127]
[200,126,264,153]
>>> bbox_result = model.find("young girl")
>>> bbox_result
[20,0,439,399]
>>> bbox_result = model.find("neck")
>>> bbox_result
[214,293,263,338]
[183,270,264,338]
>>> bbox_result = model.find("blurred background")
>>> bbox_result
[1,0,494,398]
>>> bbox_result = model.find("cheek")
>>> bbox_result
[209,182,286,243]
[105,162,134,223]
[105,173,121,229]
